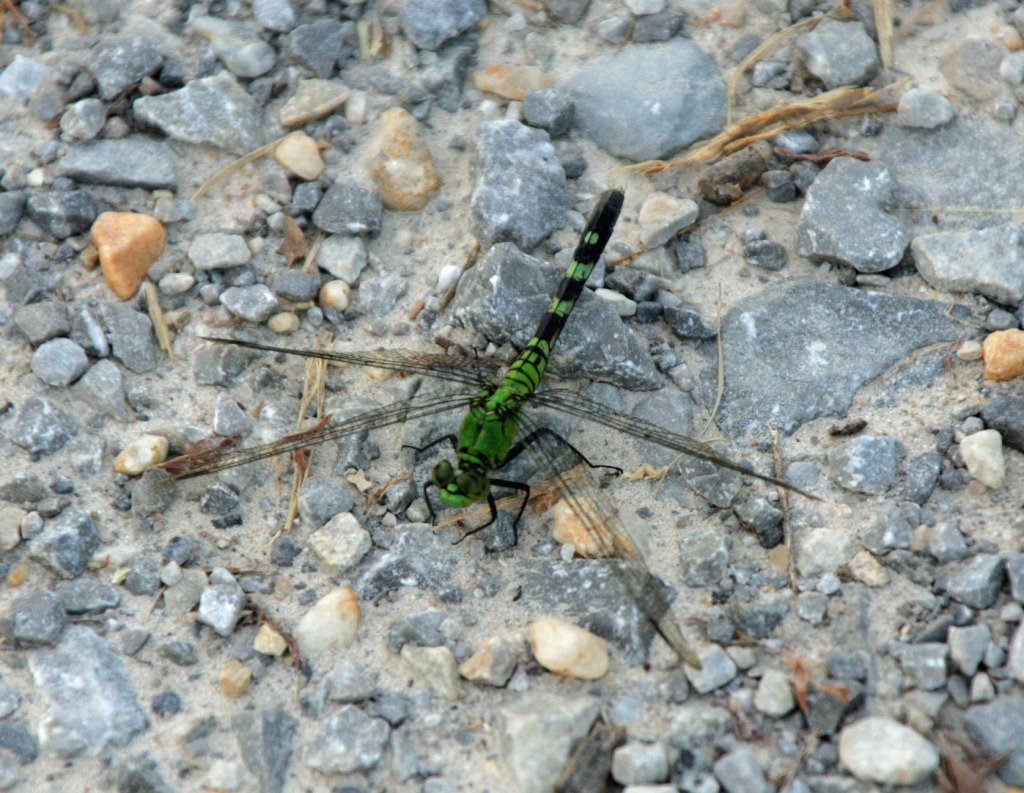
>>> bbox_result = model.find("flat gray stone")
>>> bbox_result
[470,120,566,249]
[698,280,968,437]
[912,223,1024,306]
[58,137,177,190]
[568,40,725,162]
[29,626,148,758]
[794,158,910,273]
[133,72,265,154]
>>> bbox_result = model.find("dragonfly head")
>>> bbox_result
[432,460,489,508]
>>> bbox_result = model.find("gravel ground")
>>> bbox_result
[3,1,1024,792]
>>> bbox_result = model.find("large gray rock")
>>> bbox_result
[567,40,726,162]
[698,280,969,436]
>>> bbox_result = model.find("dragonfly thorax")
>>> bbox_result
[432,459,489,507]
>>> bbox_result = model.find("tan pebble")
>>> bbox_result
[274,131,324,180]
[219,659,252,698]
[6,562,28,588]
[253,624,288,656]
[294,586,359,656]
[279,78,350,126]
[959,429,1005,489]
[400,645,460,700]
[459,634,524,686]
[91,212,166,299]
[983,329,1024,380]
[847,550,890,587]
[308,512,372,574]
[528,616,609,679]
[471,65,549,100]
[0,506,25,552]
[320,279,350,311]
[368,107,440,210]
[956,339,983,361]
[114,434,169,475]
[551,500,611,558]
[268,312,300,334]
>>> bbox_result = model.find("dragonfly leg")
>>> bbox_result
[402,433,457,457]
[451,479,530,546]
[421,479,439,524]
[505,427,623,478]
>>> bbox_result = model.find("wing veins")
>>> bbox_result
[164,391,473,479]
[531,389,817,500]
[517,412,700,667]
[202,336,496,388]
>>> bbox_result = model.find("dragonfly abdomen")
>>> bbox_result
[501,188,624,397]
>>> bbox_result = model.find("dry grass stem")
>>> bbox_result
[191,136,287,201]
[875,0,894,71]
[622,84,901,176]
[144,282,175,365]
[727,14,826,124]
[282,336,330,532]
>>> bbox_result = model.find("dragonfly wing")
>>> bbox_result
[517,412,701,667]
[162,391,476,479]
[201,336,498,388]
[532,389,817,500]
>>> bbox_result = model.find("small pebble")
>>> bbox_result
[275,131,324,181]
[320,279,351,312]
[31,338,89,386]
[294,587,360,656]
[637,192,698,248]
[400,645,460,700]
[459,634,524,687]
[838,717,938,785]
[959,429,1005,488]
[847,550,890,587]
[983,329,1024,380]
[753,669,795,717]
[114,434,169,475]
[957,339,983,361]
[279,78,349,127]
[528,616,609,679]
[253,624,288,656]
[368,107,441,211]
[472,65,549,100]
[91,212,166,299]
[219,660,253,698]
[307,512,372,574]
[268,312,300,334]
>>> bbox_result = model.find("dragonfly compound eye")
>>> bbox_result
[455,471,488,500]
[431,460,455,487]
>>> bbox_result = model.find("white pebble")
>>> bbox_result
[113,434,168,475]
[320,279,351,312]
[294,587,360,657]
[838,717,938,785]
[528,616,608,679]
[159,272,195,296]
[437,264,461,292]
[959,429,1005,488]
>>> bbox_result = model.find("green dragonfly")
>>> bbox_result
[162,188,814,668]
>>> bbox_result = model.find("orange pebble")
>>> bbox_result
[982,328,1024,381]
[91,212,166,299]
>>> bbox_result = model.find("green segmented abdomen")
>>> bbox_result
[502,188,624,396]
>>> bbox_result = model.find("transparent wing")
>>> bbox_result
[531,388,817,500]
[161,391,476,479]
[517,412,701,668]
[202,336,499,388]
